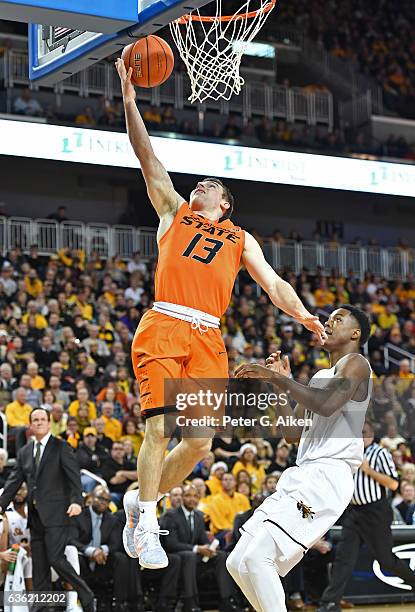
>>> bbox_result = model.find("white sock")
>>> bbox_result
[138,500,158,530]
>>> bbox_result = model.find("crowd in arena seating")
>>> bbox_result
[9,88,415,163]
[0,236,414,609]
[273,0,415,119]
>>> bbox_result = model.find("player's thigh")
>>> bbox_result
[135,357,185,418]
[186,328,228,379]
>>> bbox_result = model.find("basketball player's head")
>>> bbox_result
[14,483,28,506]
[323,305,371,351]
[189,178,234,222]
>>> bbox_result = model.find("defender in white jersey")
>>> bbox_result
[227,305,372,612]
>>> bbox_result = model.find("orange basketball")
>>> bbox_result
[122,35,174,88]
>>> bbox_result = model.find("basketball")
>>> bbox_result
[122,35,174,88]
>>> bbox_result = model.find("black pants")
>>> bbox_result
[321,499,415,604]
[178,550,236,600]
[30,508,93,608]
[142,554,182,603]
[79,552,134,602]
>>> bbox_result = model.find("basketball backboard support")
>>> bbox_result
[0,0,213,85]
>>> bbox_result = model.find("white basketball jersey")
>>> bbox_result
[7,507,30,545]
[296,355,372,474]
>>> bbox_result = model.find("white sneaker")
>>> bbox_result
[134,524,169,569]
[122,489,140,558]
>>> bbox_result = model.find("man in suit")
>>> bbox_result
[0,407,94,611]
[160,484,241,612]
[115,507,182,612]
[71,485,138,611]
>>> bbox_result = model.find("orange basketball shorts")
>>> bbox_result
[132,310,228,418]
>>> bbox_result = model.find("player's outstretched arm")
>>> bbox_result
[236,353,371,418]
[116,58,184,218]
[241,232,327,343]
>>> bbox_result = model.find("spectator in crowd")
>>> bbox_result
[13,89,43,116]
[396,482,415,523]
[100,441,136,504]
[71,485,136,610]
[206,462,228,496]
[77,426,108,491]
[160,484,241,612]
[168,486,184,510]
[47,206,68,222]
[208,473,250,547]
[114,509,182,612]
[49,402,68,436]
[100,401,122,441]
[232,443,266,494]
[5,387,31,452]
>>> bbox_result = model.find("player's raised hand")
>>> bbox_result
[295,313,327,344]
[235,362,274,379]
[115,58,136,103]
[266,352,291,377]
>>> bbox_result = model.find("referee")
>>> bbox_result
[317,421,415,612]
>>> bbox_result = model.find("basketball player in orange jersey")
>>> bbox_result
[115,58,327,574]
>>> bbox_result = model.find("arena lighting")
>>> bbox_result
[1,118,415,197]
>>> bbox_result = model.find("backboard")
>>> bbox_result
[0,0,213,84]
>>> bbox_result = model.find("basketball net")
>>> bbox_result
[169,0,276,103]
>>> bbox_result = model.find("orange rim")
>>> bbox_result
[176,0,276,24]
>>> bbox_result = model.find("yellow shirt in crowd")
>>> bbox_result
[30,375,45,390]
[22,313,48,329]
[68,400,97,422]
[205,475,224,496]
[232,461,266,494]
[5,401,32,427]
[24,276,44,298]
[102,416,122,441]
[208,490,250,533]
[120,433,144,456]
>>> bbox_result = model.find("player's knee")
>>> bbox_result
[144,415,168,445]
[182,436,212,457]
[226,549,239,578]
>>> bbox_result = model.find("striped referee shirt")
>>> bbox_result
[352,442,398,506]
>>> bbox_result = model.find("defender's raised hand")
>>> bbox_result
[235,362,274,380]
[295,312,327,344]
[266,351,291,378]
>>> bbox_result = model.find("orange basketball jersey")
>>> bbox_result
[155,202,245,318]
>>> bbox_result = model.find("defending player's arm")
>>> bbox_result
[116,58,183,218]
[241,232,326,343]
[263,352,306,443]
[236,353,370,418]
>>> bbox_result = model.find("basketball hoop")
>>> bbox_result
[169,0,276,103]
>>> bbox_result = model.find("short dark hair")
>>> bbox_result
[202,177,234,222]
[338,304,371,345]
[29,407,51,423]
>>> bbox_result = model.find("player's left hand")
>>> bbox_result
[67,503,82,517]
[235,363,274,380]
[296,313,327,344]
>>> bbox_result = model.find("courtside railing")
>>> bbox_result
[0,216,413,280]
[3,49,333,128]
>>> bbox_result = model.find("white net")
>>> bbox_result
[169,0,276,103]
